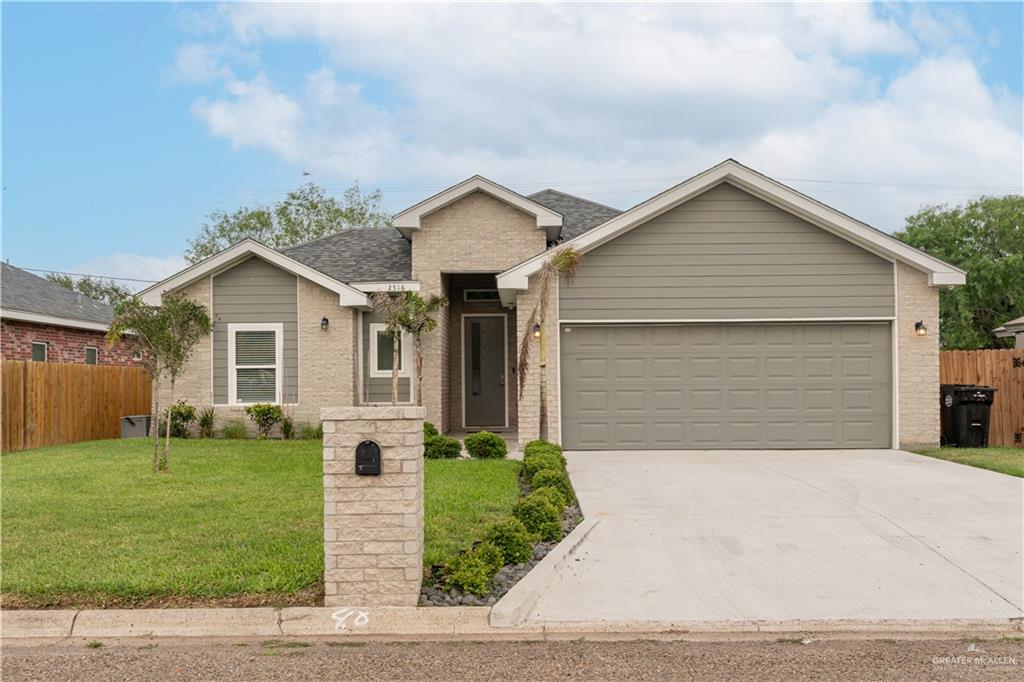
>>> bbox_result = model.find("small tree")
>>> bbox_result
[369,292,408,405]
[517,247,582,441]
[400,292,448,407]
[108,294,212,472]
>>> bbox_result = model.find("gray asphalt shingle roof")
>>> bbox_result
[282,228,413,282]
[0,262,113,325]
[528,189,623,241]
[279,189,619,282]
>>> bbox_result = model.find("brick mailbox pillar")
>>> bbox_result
[321,407,424,607]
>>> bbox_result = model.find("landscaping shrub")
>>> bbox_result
[444,541,503,596]
[197,406,216,438]
[280,417,294,440]
[424,435,461,459]
[169,401,197,438]
[512,493,562,541]
[523,450,564,478]
[483,517,536,565]
[530,486,567,512]
[423,421,439,440]
[463,431,507,459]
[524,440,565,460]
[531,468,575,504]
[244,403,284,439]
[298,422,323,440]
[221,419,248,440]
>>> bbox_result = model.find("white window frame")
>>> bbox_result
[84,345,98,365]
[227,322,284,405]
[369,323,412,378]
[31,341,47,362]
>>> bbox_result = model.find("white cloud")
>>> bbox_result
[175,2,1023,231]
[72,253,189,291]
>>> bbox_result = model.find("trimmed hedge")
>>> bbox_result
[523,450,564,478]
[530,485,567,512]
[531,468,575,505]
[424,435,461,459]
[483,517,536,565]
[513,492,562,541]
[423,421,440,439]
[444,541,504,596]
[464,431,507,459]
[524,440,566,463]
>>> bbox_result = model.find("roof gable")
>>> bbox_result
[393,176,563,241]
[498,159,966,298]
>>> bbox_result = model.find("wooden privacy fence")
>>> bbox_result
[1,360,152,453]
[940,349,1024,448]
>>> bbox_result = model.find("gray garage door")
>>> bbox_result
[560,323,891,450]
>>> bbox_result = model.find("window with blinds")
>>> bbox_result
[229,325,281,404]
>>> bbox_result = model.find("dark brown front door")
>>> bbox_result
[463,315,507,428]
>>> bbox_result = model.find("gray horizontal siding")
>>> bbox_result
[560,182,895,321]
[212,257,298,404]
[362,311,411,403]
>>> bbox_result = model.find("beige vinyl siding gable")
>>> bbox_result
[213,256,298,404]
[560,182,895,321]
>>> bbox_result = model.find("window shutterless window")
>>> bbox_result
[369,323,412,378]
[227,323,283,404]
[464,289,500,302]
[85,346,98,365]
[31,342,47,362]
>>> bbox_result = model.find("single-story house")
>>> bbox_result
[0,262,137,366]
[994,315,1024,348]
[140,160,965,450]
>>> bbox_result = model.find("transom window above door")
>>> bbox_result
[228,323,283,404]
[369,323,412,378]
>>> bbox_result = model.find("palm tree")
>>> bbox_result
[369,292,408,405]
[517,247,582,441]
[400,292,448,407]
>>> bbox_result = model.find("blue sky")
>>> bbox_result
[2,2,1022,287]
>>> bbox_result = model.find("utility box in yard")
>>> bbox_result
[120,415,152,439]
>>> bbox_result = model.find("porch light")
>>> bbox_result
[321,317,329,331]
[532,323,541,339]
[914,320,927,336]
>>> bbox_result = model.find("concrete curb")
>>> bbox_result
[489,517,600,627]
[1,607,1020,641]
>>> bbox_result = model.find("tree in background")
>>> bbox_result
[108,295,212,472]
[369,292,408,406]
[185,181,391,263]
[517,247,582,441]
[47,273,133,306]
[400,292,448,407]
[895,196,1024,349]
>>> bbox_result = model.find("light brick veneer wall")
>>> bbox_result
[322,406,424,607]
[515,276,560,447]
[158,276,357,435]
[896,262,941,449]
[411,191,547,432]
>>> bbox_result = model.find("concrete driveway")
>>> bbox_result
[528,449,1023,622]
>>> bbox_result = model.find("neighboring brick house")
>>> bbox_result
[141,160,965,449]
[1,262,137,366]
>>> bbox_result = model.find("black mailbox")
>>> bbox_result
[355,440,382,476]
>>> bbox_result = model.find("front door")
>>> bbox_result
[463,314,507,428]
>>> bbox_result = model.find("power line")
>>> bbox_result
[17,267,158,284]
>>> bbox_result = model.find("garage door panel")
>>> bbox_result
[561,322,891,450]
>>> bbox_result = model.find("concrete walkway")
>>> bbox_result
[528,449,1024,623]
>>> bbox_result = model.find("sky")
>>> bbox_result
[2,1,1022,288]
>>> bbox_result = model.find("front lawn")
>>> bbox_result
[914,447,1024,478]
[1,438,520,608]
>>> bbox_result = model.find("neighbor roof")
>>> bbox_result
[283,229,413,282]
[1,262,113,329]
[528,189,623,241]
[994,314,1024,337]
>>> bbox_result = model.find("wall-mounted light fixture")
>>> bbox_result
[321,317,330,331]
[532,323,542,339]
[914,320,927,336]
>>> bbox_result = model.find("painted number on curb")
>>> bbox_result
[331,608,370,631]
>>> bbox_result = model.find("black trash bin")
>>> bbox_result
[940,384,996,447]
[120,415,152,439]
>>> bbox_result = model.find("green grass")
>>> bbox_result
[1,438,521,607]
[423,458,521,566]
[914,447,1024,478]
